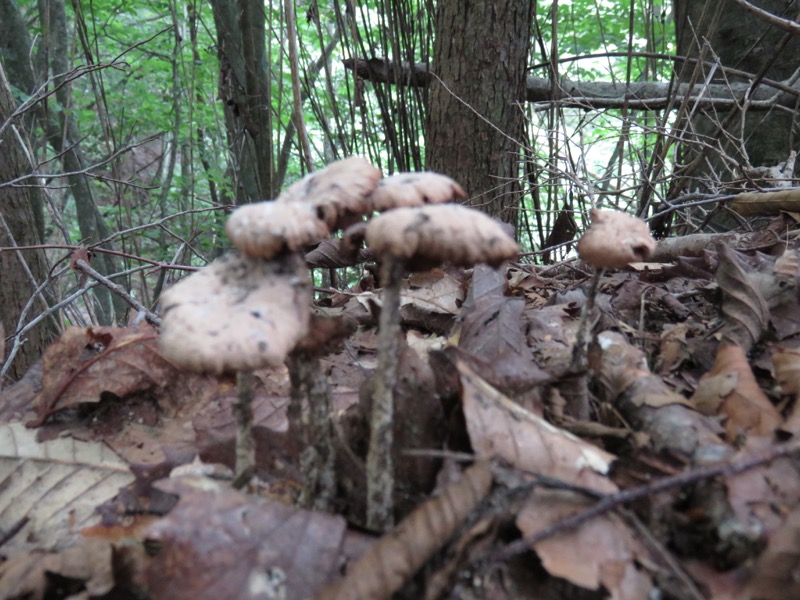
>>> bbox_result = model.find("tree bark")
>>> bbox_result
[2,0,125,324]
[208,0,276,203]
[0,60,54,381]
[671,0,800,202]
[426,0,533,233]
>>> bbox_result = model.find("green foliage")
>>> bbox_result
[7,0,679,294]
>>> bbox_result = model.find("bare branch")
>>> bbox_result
[343,57,800,110]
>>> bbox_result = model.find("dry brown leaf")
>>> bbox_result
[402,268,465,315]
[691,344,781,440]
[576,209,655,269]
[0,422,133,552]
[655,323,693,375]
[744,502,800,599]
[591,331,724,456]
[591,331,690,409]
[774,346,800,434]
[457,359,616,493]
[315,462,492,600]
[454,337,655,597]
[30,325,173,425]
[0,538,115,599]
[716,244,769,352]
[146,476,348,600]
[517,492,652,597]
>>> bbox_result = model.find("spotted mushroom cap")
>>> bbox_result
[277,156,383,230]
[159,252,310,374]
[577,208,656,269]
[369,172,467,212]
[225,202,329,259]
[364,204,518,271]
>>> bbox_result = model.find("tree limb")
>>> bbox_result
[343,57,800,110]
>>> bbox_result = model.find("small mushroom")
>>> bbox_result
[577,208,655,269]
[159,252,310,482]
[363,203,518,529]
[226,202,330,259]
[368,172,467,212]
[277,155,383,230]
[569,209,656,419]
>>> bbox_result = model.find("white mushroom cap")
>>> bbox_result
[225,202,329,259]
[159,253,310,374]
[369,172,467,212]
[277,156,383,229]
[364,204,518,270]
[577,208,656,269]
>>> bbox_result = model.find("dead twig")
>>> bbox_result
[486,437,800,564]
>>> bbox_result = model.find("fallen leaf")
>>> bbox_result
[0,422,133,552]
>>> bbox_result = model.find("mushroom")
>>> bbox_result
[277,155,383,230]
[206,156,383,497]
[159,252,310,481]
[577,208,656,269]
[225,202,330,259]
[567,208,656,419]
[368,172,467,211]
[363,203,518,529]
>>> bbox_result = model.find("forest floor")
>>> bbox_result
[2,215,800,600]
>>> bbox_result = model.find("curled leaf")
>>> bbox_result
[691,344,781,440]
[716,243,769,352]
[315,462,492,600]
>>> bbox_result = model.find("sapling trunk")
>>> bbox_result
[366,256,405,530]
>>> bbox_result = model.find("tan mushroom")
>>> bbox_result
[365,204,519,270]
[159,252,310,482]
[226,202,330,259]
[362,203,518,529]
[277,155,383,230]
[159,252,310,374]
[577,208,655,269]
[368,172,466,212]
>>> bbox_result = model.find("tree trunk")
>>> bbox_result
[208,0,276,204]
[668,0,800,229]
[426,0,533,234]
[0,61,54,381]
[2,0,125,323]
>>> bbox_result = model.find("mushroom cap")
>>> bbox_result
[159,253,310,374]
[577,208,656,269]
[277,156,383,229]
[364,204,518,270]
[369,172,467,212]
[225,202,329,259]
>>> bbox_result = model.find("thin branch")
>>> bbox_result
[73,260,162,327]
[487,437,800,564]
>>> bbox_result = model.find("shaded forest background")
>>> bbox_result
[2,0,799,382]
[6,2,800,599]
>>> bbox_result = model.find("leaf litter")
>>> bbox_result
[4,215,800,598]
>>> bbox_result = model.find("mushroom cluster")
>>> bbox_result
[158,157,519,522]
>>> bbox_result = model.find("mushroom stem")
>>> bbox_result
[366,256,405,530]
[287,351,337,510]
[233,370,256,487]
[566,268,604,420]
